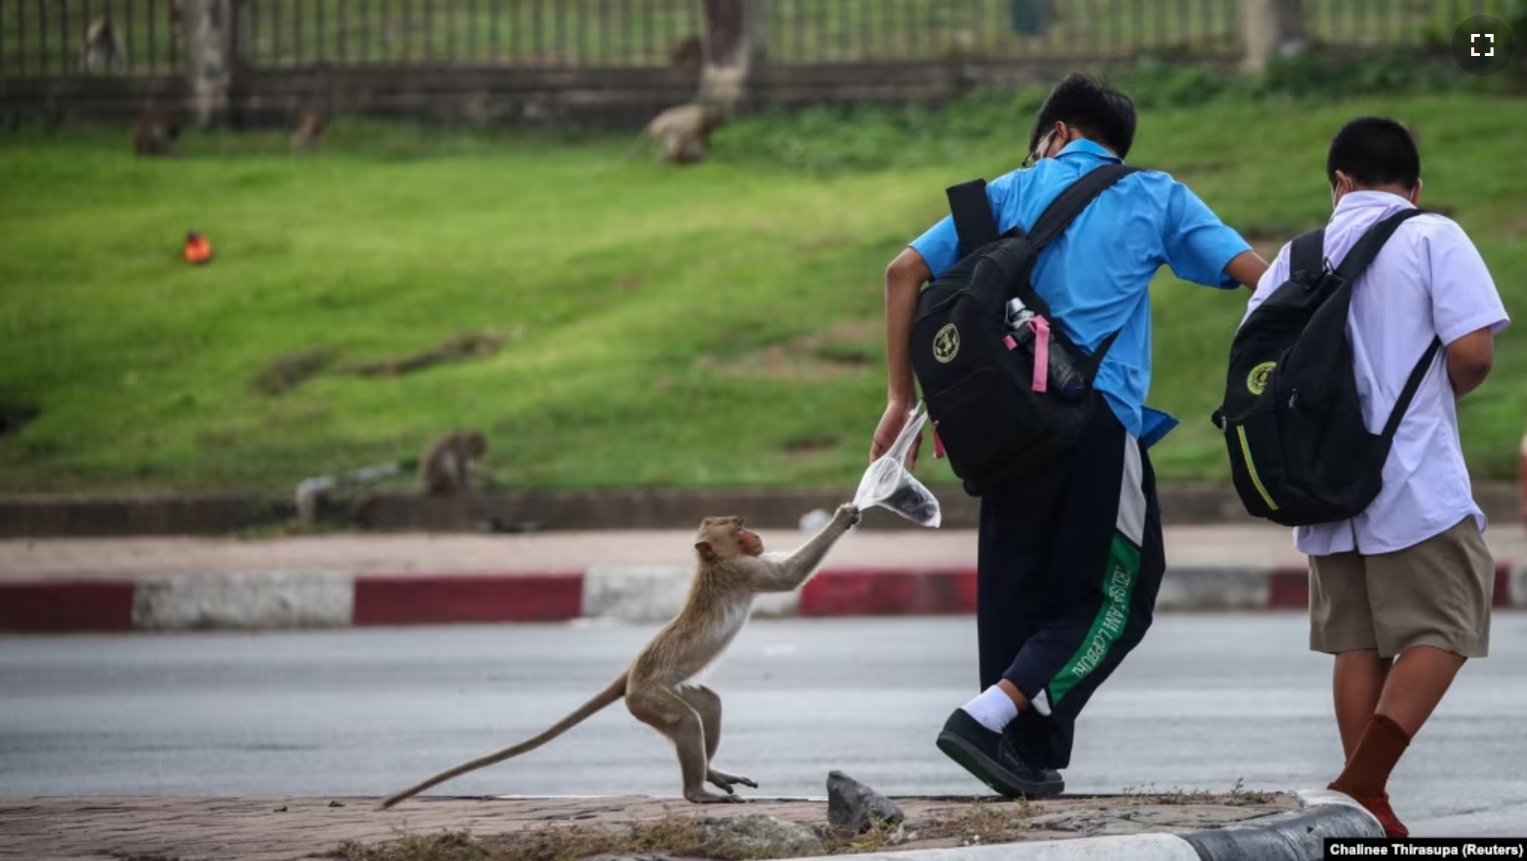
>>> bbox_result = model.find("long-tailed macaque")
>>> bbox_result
[634,102,725,165]
[291,112,327,153]
[669,35,704,71]
[81,17,127,74]
[132,106,184,157]
[379,503,863,808]
[418,430,489,497]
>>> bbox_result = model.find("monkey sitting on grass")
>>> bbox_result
[379,503,862,808]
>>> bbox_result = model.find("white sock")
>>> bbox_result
[961,685,1019,733]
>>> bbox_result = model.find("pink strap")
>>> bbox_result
[1029,317,1050,393]
[1003,334,1018,351]
[934,429,946,460]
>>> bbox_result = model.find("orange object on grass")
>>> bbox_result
[183,230,213,264]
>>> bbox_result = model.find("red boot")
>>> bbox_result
[1329,783,1409,838]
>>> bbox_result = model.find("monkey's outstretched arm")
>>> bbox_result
[377,673,627,810]
[743,505,859,593]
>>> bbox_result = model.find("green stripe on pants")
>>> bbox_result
[1049,535,1141,704]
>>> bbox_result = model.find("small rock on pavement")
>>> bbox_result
[827,770,905,833]
[695,815,825,858]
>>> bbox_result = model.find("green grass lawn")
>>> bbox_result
[1,91,1524,495]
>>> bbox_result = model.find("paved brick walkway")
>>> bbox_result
[0,793,1301,861]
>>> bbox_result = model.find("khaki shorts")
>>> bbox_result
[1309,517,1494,659]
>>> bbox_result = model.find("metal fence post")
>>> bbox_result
[699,0,768,108]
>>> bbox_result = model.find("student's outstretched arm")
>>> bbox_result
[1160,180,1264,290]
[1224,250,1270,292]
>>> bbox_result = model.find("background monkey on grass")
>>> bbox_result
[379,503,863,808]
[418,430,489,497]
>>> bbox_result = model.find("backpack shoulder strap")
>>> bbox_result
[1333,208,1427,283]
[946,179,1001,261]
[990,163,1137,378]
[1382,337,1443,443]
[1333,208,1434,444]
[1027,163,1142,249]
[1289,227,1326,281]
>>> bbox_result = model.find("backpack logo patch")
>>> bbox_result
[933,323,960,363]
[1247,361,1276,395]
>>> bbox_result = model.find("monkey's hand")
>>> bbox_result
[833,503,862,529]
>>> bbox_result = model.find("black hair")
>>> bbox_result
[1028,73,1138,160]
[1326,117,1421,190]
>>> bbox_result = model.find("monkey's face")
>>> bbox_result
[735,522,764,557]
[465,433,486,457]
[694,516,763,562]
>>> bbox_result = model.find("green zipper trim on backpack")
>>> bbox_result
[1235,425,1279,512]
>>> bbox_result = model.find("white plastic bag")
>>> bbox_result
[852,402,942,528]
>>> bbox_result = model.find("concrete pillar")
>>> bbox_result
[1241,0,1303,74]
[699,0,768,109]
[184,0,236,127]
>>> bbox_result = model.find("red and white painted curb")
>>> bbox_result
[1,562,1522,633]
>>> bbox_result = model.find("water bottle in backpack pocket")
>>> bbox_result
[1005,297,1090,402]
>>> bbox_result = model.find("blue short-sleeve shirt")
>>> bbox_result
[909,139,1252,448]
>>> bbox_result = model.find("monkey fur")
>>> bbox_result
[291,112,327,153]
[418,430,488,497]
[631,102,726,165]
[669,35,704,71]
[81,17,127,74]
[132,106,184,157]
[378,504,863,808]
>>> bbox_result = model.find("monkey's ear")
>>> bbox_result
[695,541,716,562]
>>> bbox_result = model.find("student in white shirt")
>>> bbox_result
[1243,117,1509,838]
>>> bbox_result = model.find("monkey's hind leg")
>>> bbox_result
[628,685,740,804]
[678,684,756,795]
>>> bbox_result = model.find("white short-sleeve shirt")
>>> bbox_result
[1243,191,1511,557]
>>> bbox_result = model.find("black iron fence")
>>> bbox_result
[0,0,1516,80]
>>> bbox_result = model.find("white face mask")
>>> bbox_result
[1331,174,1353,209]
[1025,129,1057,168]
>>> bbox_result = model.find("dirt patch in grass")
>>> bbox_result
[254,347,340,396]
[698,321,880,382]
[0,402,40,438]
[782,435,839,454]
[345,332,506,379]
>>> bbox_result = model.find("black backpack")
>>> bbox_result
[911,164,1139,497]
[1213,208,1441,527]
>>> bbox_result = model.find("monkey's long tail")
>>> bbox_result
[377,674,627,810]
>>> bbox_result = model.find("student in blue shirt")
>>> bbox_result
[871,74,1268,797]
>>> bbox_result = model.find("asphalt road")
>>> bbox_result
[2,614,1525,838]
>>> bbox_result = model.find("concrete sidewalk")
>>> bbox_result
[0,790,1370,861]
[6,524,1523,579]
[2,524,1523,632]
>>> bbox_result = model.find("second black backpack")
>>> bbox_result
[1213,208,1441,527]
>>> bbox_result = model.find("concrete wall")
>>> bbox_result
[1,57,1105,130]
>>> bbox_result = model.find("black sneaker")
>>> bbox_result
[936,708,1064,798]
